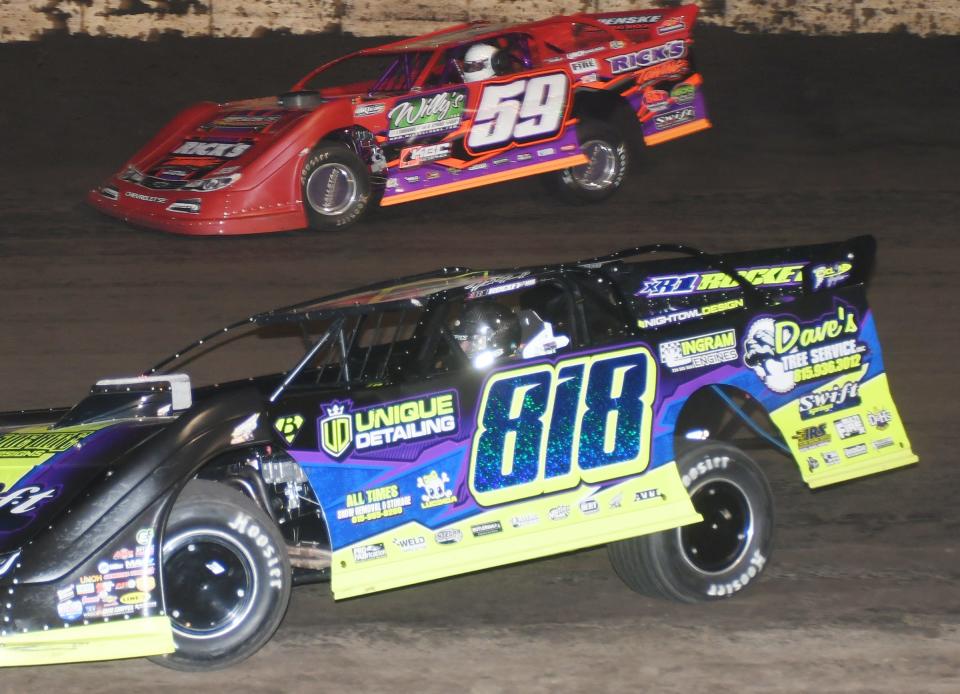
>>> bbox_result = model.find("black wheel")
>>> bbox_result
[149,480,292,671]
[608,443,774,603]
[300,144,372,231]
[545,119,629,203]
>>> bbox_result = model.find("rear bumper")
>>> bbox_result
[87,180,306,236]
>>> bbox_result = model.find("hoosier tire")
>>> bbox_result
[545,119,629,204]
[608,443,774,603]
[300,144,372,231]
[149,480,292,671]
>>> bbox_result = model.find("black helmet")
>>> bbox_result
[451,301,521,366]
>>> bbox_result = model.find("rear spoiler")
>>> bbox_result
[584,3,700,42]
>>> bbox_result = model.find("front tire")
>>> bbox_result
[301,144,372,231]
[149,480,292,671]
[608,443,774,603]
[546,119,629,203]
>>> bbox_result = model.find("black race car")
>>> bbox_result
[0,236,916,669]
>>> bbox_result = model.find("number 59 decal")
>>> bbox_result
[466,72,569,154]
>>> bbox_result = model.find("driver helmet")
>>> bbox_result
[463,43,498,82]
[451,301,521,368]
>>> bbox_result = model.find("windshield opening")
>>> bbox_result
[300,52,433,96]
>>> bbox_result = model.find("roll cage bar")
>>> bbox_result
[145,242,775,400]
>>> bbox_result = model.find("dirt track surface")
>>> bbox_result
[0,28,958,693]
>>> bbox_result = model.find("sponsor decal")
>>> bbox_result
[566,47,605,60]
[844,443,868,458]
[354,102,386,118]
[418,470,457,509]
[744,306,867,394]
[867,409,893,430]
[120,591,149,606]
[874,437,894,450]
[393,536,427,552]
[400,142,452,168]
[337,484,412,524]
[493,157,510,165]
[510,513,539,528]
[610,41,626,49]
[643,89,670,112]
[658,328,737,373]
[635,59,690,86]
[806,456,819,472]
[548,505,570,521]
[570,58,599,75]
[386,178,398,189]
[516,153,533,162]
[670,83,695,104]
[124,191,167,204]
[606,40,686,75]
[57,599,84,621]
[658,17,687,35]
[634,488,660,502]
[834,414,866,440]
[427,171,442,179]
[57,586,76,602]
[811,262,853,291]
[434,528,462,545]
[609,493,623,509]
[638,264,805,297]
[537,147,556,157]
[793,424,831,451]
[172,140,252,158]
[136,528,155,546]
[467,163,488,171]
[579,498,600,514]
[798,380,862,420]
[637,298,745,329]
[599,15,662,26]
[113,548,134,561]
[0,485,57,516]
[654,106,696,131]
[578,73,598,84]
[471,520,503,537]
[319,393,459,460]
[274,415,305,444]
[821,451,841,466]
[387,90,466,141]
[352,543,387,562]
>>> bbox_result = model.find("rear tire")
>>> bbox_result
[545,119,629,204]
[608,443,774,603]
[149,480,292,671]
[301,144,372,231]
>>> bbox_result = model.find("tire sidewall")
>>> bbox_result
[300,145,372,231]
[158,482,291,669]
[557,120,629,202]
[653,444,774,601]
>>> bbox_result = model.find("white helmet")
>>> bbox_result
[463,44,498,82]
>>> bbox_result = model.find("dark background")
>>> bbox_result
[0,26,957,692]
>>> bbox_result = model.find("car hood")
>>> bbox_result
[132,96,338,187]
[0,421,162,556]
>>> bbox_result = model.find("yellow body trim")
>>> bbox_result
[332,462,701,600]
[0,616,175,668]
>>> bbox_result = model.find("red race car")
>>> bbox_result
[88,5,711,235]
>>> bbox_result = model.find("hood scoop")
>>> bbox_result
[277,91,327,109]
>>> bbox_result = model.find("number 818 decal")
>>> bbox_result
[469,346,657,507]
[466,72,569,154]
